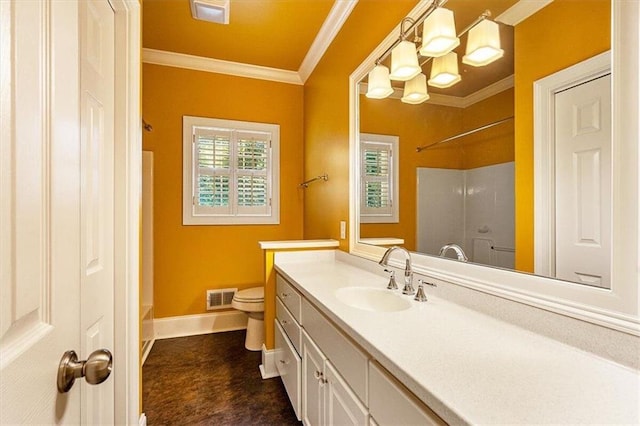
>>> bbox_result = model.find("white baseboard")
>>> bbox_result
[140,338,155,366]
[139,413,147,426]
[260,344,280,379]
[154,311,247,340]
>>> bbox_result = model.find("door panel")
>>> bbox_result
[1,0,81,423]
[555,75,612,288]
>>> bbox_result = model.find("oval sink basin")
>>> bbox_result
[335,287,411,312]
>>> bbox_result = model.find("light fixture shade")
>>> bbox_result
[389,40,421,81]
[366,65,394,99]
[401,73,430,104]
[419,8,460,58]
[428,51,461,88]
[462,19,504,67]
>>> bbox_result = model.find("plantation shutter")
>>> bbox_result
[361,140,393,217]
[192,126,272,217]
[236,130,271,216]
[194,128,233,215]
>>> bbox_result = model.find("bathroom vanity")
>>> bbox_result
[273,250,639,425]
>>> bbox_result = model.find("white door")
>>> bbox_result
[0,0,116,423]
[80,0,116,423]
[555,74,612,288]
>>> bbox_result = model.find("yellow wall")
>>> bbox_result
[514,0,610,272]
[142,64,304,318]
[359,89,514,250]
[303,0,418,250]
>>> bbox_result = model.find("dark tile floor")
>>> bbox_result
[142,330,301,425]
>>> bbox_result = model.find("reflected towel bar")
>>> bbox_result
[299,174,329,188]
[416,116,514,152]
[491,245,515,253]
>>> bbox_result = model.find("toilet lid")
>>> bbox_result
[233,286,264,302]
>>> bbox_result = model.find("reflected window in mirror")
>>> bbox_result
[360,133,399,224]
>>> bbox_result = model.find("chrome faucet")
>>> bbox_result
[379,246,415,295]
[438,243,468,262]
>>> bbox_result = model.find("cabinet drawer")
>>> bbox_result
[276,297,301,355]
[275,320,301,420]
[277,274,302,322]
[301,298,369,405]
[369,362,445,426]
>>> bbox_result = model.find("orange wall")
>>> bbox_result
[142,64,304,318]
[303,0,418,250]
[514,0,610,272]
[359,89,514,249]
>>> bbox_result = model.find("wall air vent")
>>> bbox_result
[206,288,237,310]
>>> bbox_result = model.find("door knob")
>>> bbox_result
[57,349,113,393]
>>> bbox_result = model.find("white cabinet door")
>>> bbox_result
[302,330,327,426]
[324,361,368,426]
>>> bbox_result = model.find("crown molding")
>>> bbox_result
[142,1,358,85]
[142,48,303,85]
[298,0,358,82]
[358,75,514,108]
[458,74,514,107]
[496,0,554,26]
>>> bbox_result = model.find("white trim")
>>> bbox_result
[140,338,155,366]
[533,52,610,277]
[142,48,303,85]
[259,344,280,379]
[139,413,147,426]
[258,239,339,250]
[111,0,140,424]
[350,1,640,336]
[154,311,247,340]
[298,0,358,82]
[359,75,514,108]
[495,0,554,26]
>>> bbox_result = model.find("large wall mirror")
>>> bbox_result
[349,0,639,335]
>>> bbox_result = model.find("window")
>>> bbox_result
[183,116,279,225]
[360,133,399,223]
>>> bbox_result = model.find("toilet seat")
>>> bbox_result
[232,286,264,312]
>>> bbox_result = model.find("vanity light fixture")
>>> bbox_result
[365,3,504,103]
[389,18,422,81]
[419,7,460,58]
[462,18,504,66]
[190,0,230,25]
[401,73,430,104]
[366,64,394,99]
[428,51,461,88]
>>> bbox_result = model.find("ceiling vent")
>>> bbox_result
[190,0,230,25]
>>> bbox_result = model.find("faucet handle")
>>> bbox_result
[414,279,437,302]
[384,269,398,290]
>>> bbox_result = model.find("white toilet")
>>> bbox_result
[232,286,265,351]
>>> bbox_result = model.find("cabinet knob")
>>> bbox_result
[281,319,288,325]
[280,292,289,298]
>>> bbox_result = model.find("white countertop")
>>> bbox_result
[274,250,640,425]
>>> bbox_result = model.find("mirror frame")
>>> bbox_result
[349,0,639,336]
